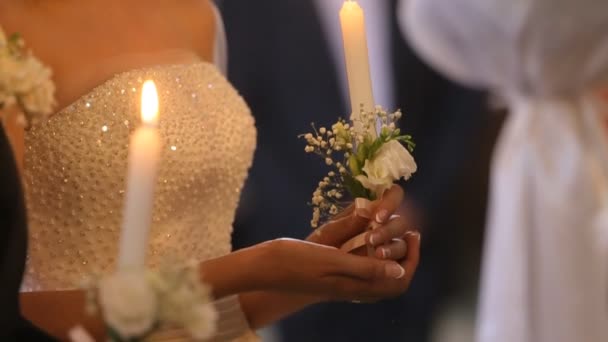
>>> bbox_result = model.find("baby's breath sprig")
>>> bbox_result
[0,27,56,125]
[301,106,417,228]
[300,119,356,227]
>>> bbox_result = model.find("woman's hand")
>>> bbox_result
[251,237,419,302]
[308,185,418,260]
[215,186,421,328]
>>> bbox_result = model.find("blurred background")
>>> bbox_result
[216,1,506,341]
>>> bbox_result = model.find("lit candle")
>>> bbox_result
[117,80,161,270]
[340,0,375,134]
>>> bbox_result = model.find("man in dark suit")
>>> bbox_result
[218,1,500,340]
[0,126,55,341]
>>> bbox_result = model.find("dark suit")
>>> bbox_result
[0,126,55,341]
[218,1,500,340]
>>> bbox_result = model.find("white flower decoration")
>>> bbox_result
[0,27,56,123]
[301,107,416,227]
[19,76,56,115]
[98,272,158,339]
[155,268,218,340]
[356,140,417,197]
[182,304,218,340]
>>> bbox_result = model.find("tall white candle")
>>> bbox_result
[340,0,375,134]
[117,80,161,270]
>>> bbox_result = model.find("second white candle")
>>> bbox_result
[340,0,375,135]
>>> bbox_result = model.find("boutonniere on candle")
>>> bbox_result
[301,0,417,231]
[82,81,217,342]
[0,26,56,125]
[301,107,416,229]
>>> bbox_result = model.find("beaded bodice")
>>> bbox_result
[22,63,256,291]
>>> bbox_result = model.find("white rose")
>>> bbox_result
[356,140,417,197]
[98,272,158,339]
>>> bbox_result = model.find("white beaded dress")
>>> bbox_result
[19,7,259,342]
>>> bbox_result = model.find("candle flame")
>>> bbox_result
[141,80,159,126]
[342,0,360,11]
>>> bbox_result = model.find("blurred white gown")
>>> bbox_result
[21,6,259,342]
[399,0,608,341]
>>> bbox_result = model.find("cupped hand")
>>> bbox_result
[308,185,419,260]
[253,237,420,302]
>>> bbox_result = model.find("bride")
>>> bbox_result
[0,0,420,340]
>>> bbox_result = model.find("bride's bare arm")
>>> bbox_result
[20,240,406,339]
[21,290,105,341]
[20,247,261,340]
[238,186,421,329]
[239,292,318,329]
[239,232,420,329]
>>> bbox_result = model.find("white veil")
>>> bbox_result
[398,1,608,341]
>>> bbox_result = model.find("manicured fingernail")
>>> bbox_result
[385,263,405,279]
[376,209,389,223]
[355,198,372,219]
[380,247,391,259]
[406,231,421,242]
[369,233,380,246]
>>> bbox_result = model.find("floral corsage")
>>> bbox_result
[0,26,56,125]
[302,106,417,229]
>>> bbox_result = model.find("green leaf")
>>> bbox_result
[348,154,361,176]
[356,142,368,164]
[107,327,132,342]
[342,173,372,199]
[405,140,416,152]
[394,135,416,152]
[8,32,21,44]
[366,137,386,161]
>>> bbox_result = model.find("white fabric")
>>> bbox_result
[398,1,608,341]
[315,0,395,110]
[399,0,608,97]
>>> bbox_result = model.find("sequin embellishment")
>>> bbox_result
[23,63,256,291]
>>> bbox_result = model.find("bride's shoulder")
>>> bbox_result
[172,0,216,20]
[161,0,217,60]
[169,1,216,38]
